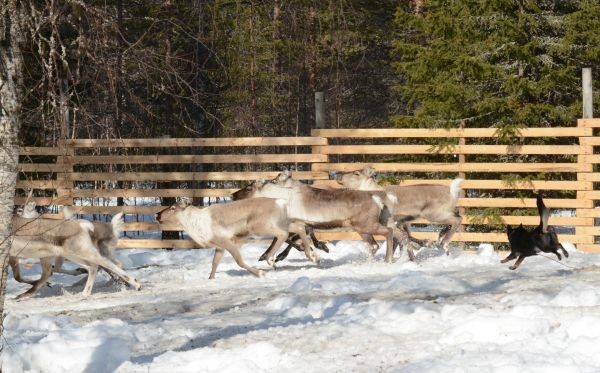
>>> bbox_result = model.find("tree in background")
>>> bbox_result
[0,0,27,338]
[392,0,600,136]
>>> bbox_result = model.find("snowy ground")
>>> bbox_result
[3,240,600,373]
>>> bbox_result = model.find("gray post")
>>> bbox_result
[583,68,593,118]
[315,91,325,128]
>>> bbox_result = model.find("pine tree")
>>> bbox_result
[392,1,600,137]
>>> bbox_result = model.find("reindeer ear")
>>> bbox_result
[363,166,376,178]
[177,198,191,208]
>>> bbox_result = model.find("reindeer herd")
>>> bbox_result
[9,166,568,299]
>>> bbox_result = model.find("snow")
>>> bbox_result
[3,241,600,372]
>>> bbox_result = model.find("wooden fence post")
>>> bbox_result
[577,119,595,251]
[583,67,593,119]
[56,139,74,209]
[315,92,325,129]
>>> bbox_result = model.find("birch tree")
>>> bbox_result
[0,0,26,337]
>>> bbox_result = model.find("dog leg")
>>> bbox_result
[501,252,517,264]
[509,255,525,270]
[559,244,569,258]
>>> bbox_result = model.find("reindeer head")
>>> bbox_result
[231,179,267,200]
[156,199,192,224]
[334,166,378,189]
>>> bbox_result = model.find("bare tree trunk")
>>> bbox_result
[0,0,25,338]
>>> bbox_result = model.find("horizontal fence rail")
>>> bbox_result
[15,118,600,252]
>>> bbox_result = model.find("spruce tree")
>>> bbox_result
[392,1,600,136]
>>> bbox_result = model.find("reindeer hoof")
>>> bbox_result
[16,292,33,300]
[509,265,518,270]
[267,257,275,267]
[257,270,265,278]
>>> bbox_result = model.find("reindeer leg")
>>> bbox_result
[276,239,305,263]
[259,237,279,262]
[399,222,427,247]
[392,226,413,261]
[359,233,379,256]
[53,256,87,275]
[437,213,462,255]
[289,222,319,264]
[219,240,264,277]
[16,257,54,300]
[10,256,38,285]
[308,228,329,253]
[209,248,224,279]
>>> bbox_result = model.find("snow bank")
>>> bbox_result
[2,315,133,373]
[4,241,600,372]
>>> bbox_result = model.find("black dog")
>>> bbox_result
[502,194,569,270]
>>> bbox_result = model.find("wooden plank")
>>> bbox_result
[19,147,68,156]
[314,231,588,243]
[314,162,585,173]
[117,239,197,249]
[15,180,67,189]
[60,206,171,214]
[457,198,586,208]
[577,173,600,182]
[312,127,589,138]
[578,191,600,200]
[314,144,583,155]
[64,171,329,182]
[578,118,600,128]
[116,216,587,232]
[17,164,71,172]
[579,137,600,146]
[65,137,328,147]
[580,155,600,164]
[13,196,72,205]
[576,209,600,218]
[70,189,235,198]
[466,215,588,226]
[576,244,600,253]
[314,179,583,190]
[68,154,328,165]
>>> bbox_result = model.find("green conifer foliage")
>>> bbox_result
[393,1,599,136]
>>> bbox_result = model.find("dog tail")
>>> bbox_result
[111,212,125,238]
[536,194,549,233]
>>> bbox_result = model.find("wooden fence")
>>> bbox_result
[16,118,600,252]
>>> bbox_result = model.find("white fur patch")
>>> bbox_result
[111,212,125,237]
[62,206,75,219]
[386,192,398,206]
[179,207,214,247]
[450,178,464,199]
[78,220,95,233]
[371,195,384,210]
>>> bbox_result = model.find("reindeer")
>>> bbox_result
[231,180,401,263]
[155,197,303,278]
[259,170,331,262]
[11,214,140,298]
[334,166,463,259]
